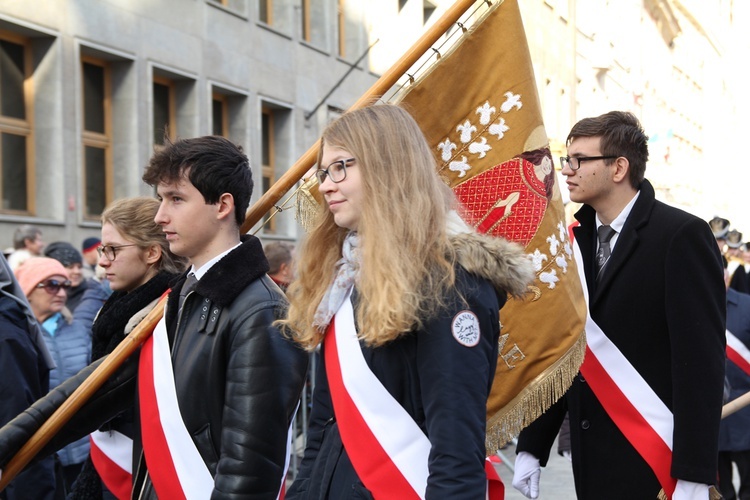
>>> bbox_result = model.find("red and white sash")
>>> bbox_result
[726,329,750,377]
[90,430,132,500]
[324,293,503,499]
[573,239,677,497]
[138,316,214,499]
[138,314,292,500]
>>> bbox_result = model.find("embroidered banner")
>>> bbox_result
[394,0,587,448]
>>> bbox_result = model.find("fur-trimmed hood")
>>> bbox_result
[450,231,534,299]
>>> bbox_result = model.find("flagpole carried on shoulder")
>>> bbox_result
[0,0,479,492]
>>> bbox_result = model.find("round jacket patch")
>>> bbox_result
[451,311,481,347]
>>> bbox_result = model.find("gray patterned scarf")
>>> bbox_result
[313,232,360,331]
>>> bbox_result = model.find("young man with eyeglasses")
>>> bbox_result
[0,137,308,499]
[513,111,726,499]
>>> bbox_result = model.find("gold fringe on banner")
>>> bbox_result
[657,486,722,500]
[294,176,322,232]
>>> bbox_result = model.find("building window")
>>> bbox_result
[0,33,32,214]
[259,0,272,24]
[423,0,436,24]
[81,58,112,219]
[300,0,326,46]
[212,93,228,137]
[338,0,346,57]
[261,107,276,233]
[153,77,176,145]
[301,0,311,41]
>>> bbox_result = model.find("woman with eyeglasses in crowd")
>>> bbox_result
[65,196,187,499]
[15,256,106,493]
[283,105,533,498]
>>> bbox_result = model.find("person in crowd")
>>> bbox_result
[0,254,58,500]
[719,257,750,500]
[14,257,104,494]
[512,111,726,499]
[0,135,308,499]
[264,241,295,292]
[80,238,102,282]
[44,242,109,312]
[283,104,533,498]
[726,230,748,294]
[8,224,44,271]
[68,196,187,500]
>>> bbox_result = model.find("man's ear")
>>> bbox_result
[611,156,630,184]
[216,193,235,221]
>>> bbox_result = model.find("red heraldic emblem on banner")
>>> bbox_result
[394,0,587,449]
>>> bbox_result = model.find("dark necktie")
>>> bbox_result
[179,273,198,311]
[596,225,616,279]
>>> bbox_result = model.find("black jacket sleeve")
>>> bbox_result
[0,353,138,470]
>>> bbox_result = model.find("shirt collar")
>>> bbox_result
[189,242,242,281]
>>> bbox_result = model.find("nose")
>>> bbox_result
[560,162,575,176]
[154,201,168,225]
[318,174,336,195]
[98,252,110,267]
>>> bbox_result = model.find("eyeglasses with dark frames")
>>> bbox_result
[559,155,619,171]
[36,279,72,295]
[315,158,356,184]
[97,244,138,261]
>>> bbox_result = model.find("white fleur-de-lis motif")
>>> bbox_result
[557,221,567,242]
[546,234,560,255]
[540,269,559,289]
[456,120,477,144]
[488,118,509,139]
[476,101,496,125]
[556,254,569,274]
[500,92,522,113]
[564,241,573,257]
[530,249,548,272]
[448,156,471,177]
[468,137,491,158]
[437,139,457,162]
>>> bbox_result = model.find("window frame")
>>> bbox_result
[80,56,113,220]
[261,106,276,233]
[0,30,35,215]
[153,76,177,145]
[212,92,229,137]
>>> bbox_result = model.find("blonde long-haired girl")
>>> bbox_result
[284,105,533,499]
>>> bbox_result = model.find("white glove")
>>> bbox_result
[672,480,709,500]
[512,451,541,499]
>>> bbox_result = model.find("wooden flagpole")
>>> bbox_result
[722,390,750,419]
[0,0,478,491]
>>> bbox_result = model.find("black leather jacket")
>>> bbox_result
[0,236,309,499]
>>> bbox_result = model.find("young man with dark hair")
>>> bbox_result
[513,111,726,499]
[0,136,308,499]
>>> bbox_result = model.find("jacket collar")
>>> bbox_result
[171,235,270,308]
[573,179,655,300]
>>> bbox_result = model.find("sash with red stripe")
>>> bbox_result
[726,329,750,377]
[573,239,676,497]
[138,314,292,500]
[324,294,503,499]
[90,430,133,500]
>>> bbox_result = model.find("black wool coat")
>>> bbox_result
[518,180,726,499]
